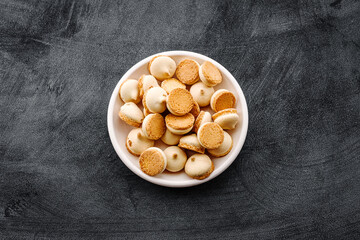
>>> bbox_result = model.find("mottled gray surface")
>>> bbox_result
[1,0,360,239]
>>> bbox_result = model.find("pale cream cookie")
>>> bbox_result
[178,134,205,154]
[119,79,141,103]
[190,82,214,107]
[118,102,144,128]
[164,146,187,172]
[184,154,214,180]
[148,55,176,81]
[212,108,240,130]
[126,128,154,156]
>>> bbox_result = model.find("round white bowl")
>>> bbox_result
[107,51,248,187]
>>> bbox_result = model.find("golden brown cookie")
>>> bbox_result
[210,89,236,112]
[178,134,205,154]
[189,81,214,107]
[165,113,195,135]
[197,122,224,149]
[199,61,222,87]
[161,78,186,94]
[175,59,200,85]
[139,147,167,176]
[142,113,166,140]
[166,88,194,116]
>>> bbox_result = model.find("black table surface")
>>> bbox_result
[1,0,359,239]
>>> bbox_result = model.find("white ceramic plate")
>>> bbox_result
[107,51,248,187]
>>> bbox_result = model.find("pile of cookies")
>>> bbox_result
[118,55,240,180]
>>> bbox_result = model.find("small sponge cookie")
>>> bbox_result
[118,102,144,128]
[199,61,222,87]
[164,146,187,172]
[207,131,233,157]
[212,108,240,130]
[197,122,224,149]
[210,89,236,112]
[142,113,165,140]
[185,154,214,180]
[165,113,195,135]
[190,101,200,118]
[161,78,186,94]
[126,128,154,156]
[166,88,194,116]
[190,82,214,107]
[144,87,167,113]
[119,79,141,103]
[178,134,205,154]
[175,59,200,85]
[193,111,212,133]
[161,129,182,146]
[139,147,167,176]
[148,55,176,81]
[138,75,159,98]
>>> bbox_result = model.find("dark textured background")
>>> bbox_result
[1,0,359,239]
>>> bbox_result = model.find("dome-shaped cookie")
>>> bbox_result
[126,128,154,156]
[164,146,187,172]
[119,79,141,103]
[148,55,176,81]
[144,87,167,113]
[184,154,214,180]
[161,129,182,146]
[118,102,144,128]
[212,108,240,130]
[190,82,214,107]
[178,134,205,154]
